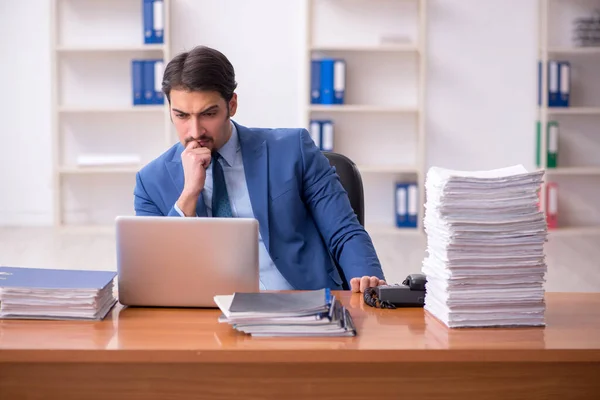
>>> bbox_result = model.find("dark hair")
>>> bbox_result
[162,45,237,103]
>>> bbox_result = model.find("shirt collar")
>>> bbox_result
[216,121,239,167]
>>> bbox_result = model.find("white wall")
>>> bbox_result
[0,0,53,225]
[171,0,306,129]
[1,0,599,291]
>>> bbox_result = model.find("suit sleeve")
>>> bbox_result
[134,172,182,217]
[299,129,385,281]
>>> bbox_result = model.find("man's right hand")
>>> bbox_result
[176,141,212,216]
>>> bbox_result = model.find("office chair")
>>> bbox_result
[322,151,365,290]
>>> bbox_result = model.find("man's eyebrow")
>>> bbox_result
[172,105,219,115]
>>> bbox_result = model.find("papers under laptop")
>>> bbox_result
[0,266,117,320]
[214,289,356,337]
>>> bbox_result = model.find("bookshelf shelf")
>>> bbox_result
[58,166,141,175]
[545,167,600,175]
[547,46,600,55]
[309,105,418,113]
[56,44,166,53]
[58,106,165,113]
[366,224,424,236]
[358,165,419,174]
[548,226,600,236]
[310,44,418,53]
[546,107,600,115]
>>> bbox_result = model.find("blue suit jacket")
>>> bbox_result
[133,121,385,290]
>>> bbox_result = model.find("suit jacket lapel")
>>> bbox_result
[166,143,207,217]
[236,122,270,251]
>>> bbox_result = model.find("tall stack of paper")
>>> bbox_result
[421,165,548,328]
[0,266,117,320]
[214,289,356,337]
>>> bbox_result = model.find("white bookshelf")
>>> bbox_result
[50,0,172,229]
[304,0,427,236]
[538,0,600,234]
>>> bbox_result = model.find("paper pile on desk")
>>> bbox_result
[0,266,117,320]
[213,289,356,337]
[421,165,547,328]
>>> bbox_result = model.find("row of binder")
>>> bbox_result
[309,120,334,151]
[396,182,418,228]
[535,120,559,168]
[132,59,165,105]
[310,58,346,105]
[143,0,164,44]
[537,60,570,107]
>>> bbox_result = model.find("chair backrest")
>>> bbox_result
[322,152,365,290]
[322,152,365,227]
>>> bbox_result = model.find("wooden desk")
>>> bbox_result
[1,292,599,399]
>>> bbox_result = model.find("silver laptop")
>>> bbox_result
[115,216,259,307]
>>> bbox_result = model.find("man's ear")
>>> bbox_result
[228,93,238,117]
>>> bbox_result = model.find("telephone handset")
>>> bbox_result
[364,273,427,309]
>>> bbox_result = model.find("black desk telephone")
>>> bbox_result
[364,274,427,309]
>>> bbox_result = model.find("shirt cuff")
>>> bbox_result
[174,202,198,217]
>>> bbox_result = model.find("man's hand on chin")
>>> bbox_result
[350,276,386,293]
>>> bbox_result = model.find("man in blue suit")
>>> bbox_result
[134,45,385,293]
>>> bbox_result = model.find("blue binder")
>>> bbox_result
[310,60,322,104]
[333,59,345,104]
[152,59,165,104]
[132,60,143,105]
[320,59,335,105]
[320,120,334,151]
[559,61,570,107]
[309,120,321,149]
[407,183,418,228]
[395,183,408,227]
[143,0,164,44]
[548,60,560,107]
[0,266,116,290]
[537,61,541,106]
[142,60,154,104]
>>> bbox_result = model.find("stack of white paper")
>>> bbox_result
[421,164,548,328]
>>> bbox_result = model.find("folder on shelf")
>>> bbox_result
[132,60,144,105]
[559,61,570,107]
[547,121,559,168]
[320,58,335,104]
[546,182,558,229]
[407,183,418,227]
[140,59,164,105]
[321,120,334,151]
[310,60,322,104]
[309,120,321,149]
[396,182,418,229]
[143,60,155,104]
[333,59,346,105]
[548,60,560,107]
[309,120,334,151]
[153,59,165,104]
[311,58,346,105]
[143,0,164,44]
[396,183,408,227]
[535,120,559,168]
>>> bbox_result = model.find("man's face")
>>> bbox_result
[169,89,238,151]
